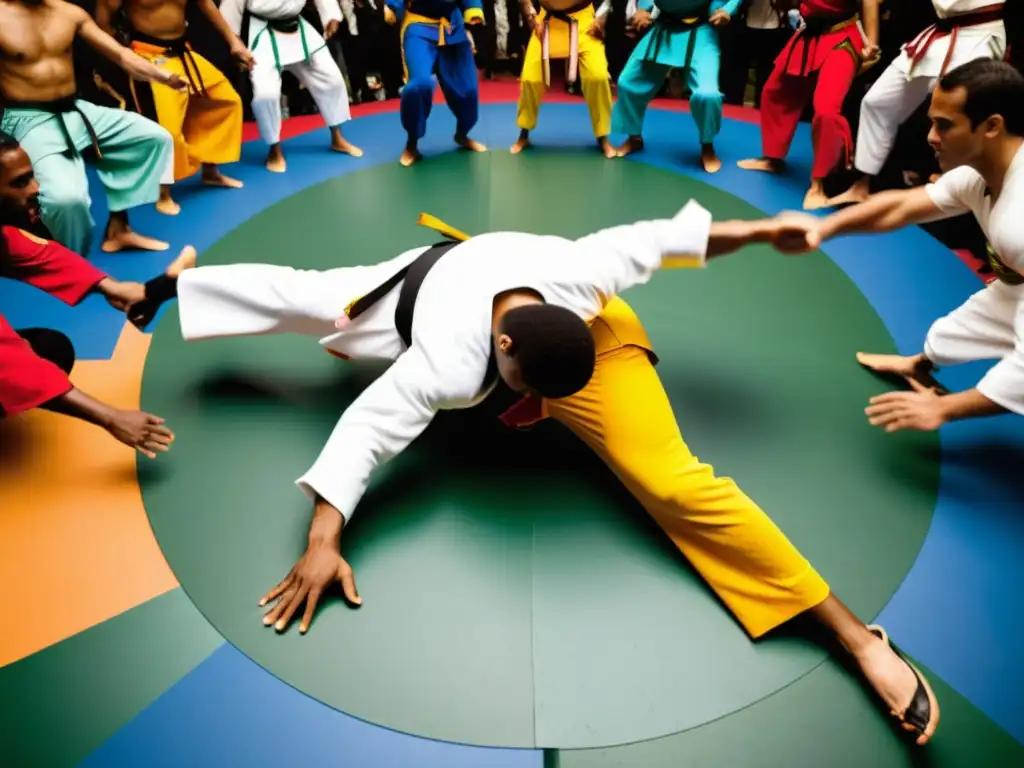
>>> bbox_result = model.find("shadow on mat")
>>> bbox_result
[190,365,707,603]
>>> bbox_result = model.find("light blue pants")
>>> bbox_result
[611,28,723,145]
[0,100,172,256]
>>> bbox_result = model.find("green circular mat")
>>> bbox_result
[140,152,939,749]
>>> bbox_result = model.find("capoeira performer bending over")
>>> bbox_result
[791,60,1023,432]
[0,0,183,256]
[828,0,1006,206]
[737,0,881,209]
[219,0,363,173]
[133,205,940,746]
[611,0,741,172]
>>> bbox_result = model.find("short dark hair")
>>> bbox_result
[0,131,19,152]
[501,304,596,399]
[938,59,1024,135]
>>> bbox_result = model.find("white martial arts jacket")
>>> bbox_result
[296,201,713,522]
[897,0,1006,78]
[220,0,343,70]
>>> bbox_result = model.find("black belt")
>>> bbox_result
[2,96,102,161]
[251,12,301,32]
[341,240,460,348]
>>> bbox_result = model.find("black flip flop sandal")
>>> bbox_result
[867,624,939,742]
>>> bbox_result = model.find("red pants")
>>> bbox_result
[760,46,858,179]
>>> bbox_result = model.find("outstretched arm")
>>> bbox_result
[260,349,448,633]
[75,6,187,88]
[816,186,956,241]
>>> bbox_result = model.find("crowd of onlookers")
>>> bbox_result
[27,0,1024,260]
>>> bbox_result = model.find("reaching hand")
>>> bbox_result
[864,379,947,433]
[231,41,256,70]
[588,14,606,39]
[764,211,825,254]
[629,9,652,33]
[260,541,362,634]
[324,19,341,39]
[105,409,174,458]
[164,72,189,92]
[709,9,730,27]
[98,278,146,311]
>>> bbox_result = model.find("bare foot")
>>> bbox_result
[598,137,616,159]
[856,352,930,383]
[101,230,169,253]
[826,177,871,207]
[854,628,940,745]
[399,148,422,167]
[510,132,531,154]
[156,188,180,216]
[265,150,287,173]
[331,135,364,157]
[455,134,487,152]
[701,144,721,173]
[803,185,830,210]
[737,157,783,173]
[616,136,643,157]
[166,244,197,277]
[202,167,244,189]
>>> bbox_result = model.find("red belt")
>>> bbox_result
[904,3,1004,77]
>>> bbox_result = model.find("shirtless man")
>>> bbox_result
[96,0,255,215]
[781,59,1024,431]
[0,0,185,256]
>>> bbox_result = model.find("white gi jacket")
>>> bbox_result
[296,201,714,521]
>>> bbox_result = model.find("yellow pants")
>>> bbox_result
[130,42,243,182]
[543,316,831,639]
[517,7,612,138]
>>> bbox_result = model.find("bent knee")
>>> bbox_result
[689,87,722,104]
[403,76,435,97]
[40,181,90,214]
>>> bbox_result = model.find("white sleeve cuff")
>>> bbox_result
[663,199,713,268]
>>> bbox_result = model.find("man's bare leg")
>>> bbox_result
[809,594,939,745]
[616,135,643,157]
[101,210,168,252]
[330,126,363,157]
[510,129,531,154]
[454,133,487,152]
[202,163,243,188]
[701,142,721,173]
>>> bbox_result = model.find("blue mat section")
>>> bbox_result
[5,101,1020,742]
[79,643,543,767]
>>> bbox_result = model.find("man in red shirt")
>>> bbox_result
[0,130,182,457]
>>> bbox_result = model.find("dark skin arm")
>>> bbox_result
[705,216,823,259]
[260,496,362,634]
[41,387,174,458]
[195,0,255,68]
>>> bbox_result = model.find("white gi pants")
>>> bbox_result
[175,252,425,360]
[924,281,1024,415]
[853,61,936,177]
[251,47,352,146]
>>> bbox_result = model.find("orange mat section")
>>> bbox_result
[0,323,178,667]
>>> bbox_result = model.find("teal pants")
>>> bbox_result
[0,100,172,256]
[611,26,723,145]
